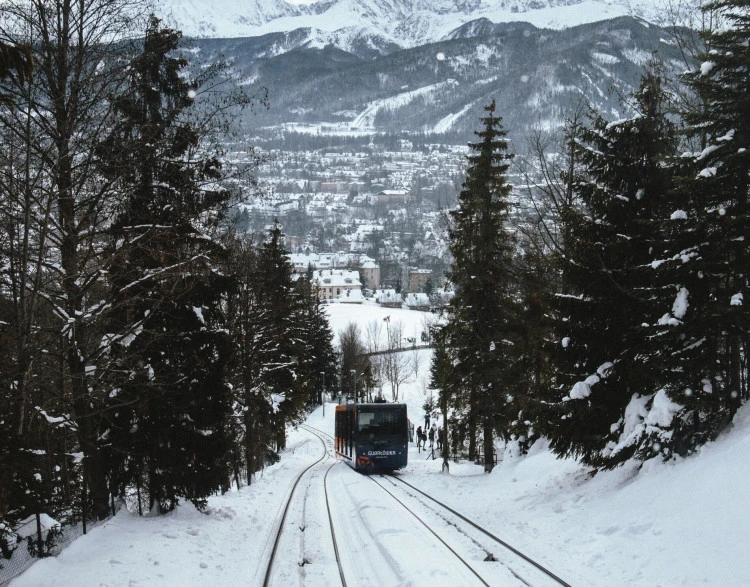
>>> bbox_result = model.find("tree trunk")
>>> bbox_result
[483,421,494,473]
[73,408,110,520]
[244,409,256,481]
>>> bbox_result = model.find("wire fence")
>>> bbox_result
[0,508,119,586]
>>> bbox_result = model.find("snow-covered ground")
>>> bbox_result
[13,302,750,586]
[350,80,460,130]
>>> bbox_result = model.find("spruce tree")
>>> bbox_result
[542,72,678,467]
[255,222,310,450]
[634,1,749,459]
[100,17,232,512]
[224,239,272,482]
[298,283,337,407]
[443,100,521,472]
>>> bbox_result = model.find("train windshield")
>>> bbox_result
[358,409,404,436]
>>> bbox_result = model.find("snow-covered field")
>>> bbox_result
[13,301,750,586]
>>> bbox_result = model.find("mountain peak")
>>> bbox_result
[158,0,660,44]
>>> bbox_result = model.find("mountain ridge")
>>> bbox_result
[158,0,667,49]
[184,15,684,139]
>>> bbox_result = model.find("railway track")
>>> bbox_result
[300,422,571,586]
[366,474,492,586]
[375,474,573,587]
[260,426,345,587]
[300,424,347,586]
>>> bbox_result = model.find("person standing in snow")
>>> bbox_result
[429,424,436,449]
[416,425,423,452]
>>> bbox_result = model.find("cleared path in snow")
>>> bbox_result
[303,410,568,586]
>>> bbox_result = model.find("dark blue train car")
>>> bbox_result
[335,402,408,471]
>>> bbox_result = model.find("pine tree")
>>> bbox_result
[443,100,521,472]
[224,239,271,482]
[299,284,337,407]
[100,17,232,512]
[542,72,679,467]
[633,1,749,459]
[255,222,310,451]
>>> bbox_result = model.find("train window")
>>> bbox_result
[358,409,403,436]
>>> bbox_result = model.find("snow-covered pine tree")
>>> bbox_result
[633,0,749,459]
[224,239,271,483]
[249,222,310,453]
[542,71,679,467]
[443,100,522,472]
[100,17,233,512]
[297,280,337,407]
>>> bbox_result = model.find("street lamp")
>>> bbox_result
[320,371,326,418]
[350,369,357,402]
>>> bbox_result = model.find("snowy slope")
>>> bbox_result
[14,301,748,586]
[13,391,750,585]
[350,79,460,129]
[157,0,670,45]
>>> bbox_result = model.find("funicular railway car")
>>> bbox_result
[334,402,408,471]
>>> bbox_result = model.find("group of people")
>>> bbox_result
[415,422,444,453]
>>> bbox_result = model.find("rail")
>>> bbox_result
[261,429,331,586]
[385,474,572,587]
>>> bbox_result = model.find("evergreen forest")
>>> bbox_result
[434,0,749,474]
[0,0,747,571]
[0,7,336,556]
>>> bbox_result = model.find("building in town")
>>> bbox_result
[312,269,363,303]
[407,268,432,293]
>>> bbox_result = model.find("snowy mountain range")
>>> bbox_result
[154,0,690,138]
[183,15,685,137]
[159,0,671,51]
